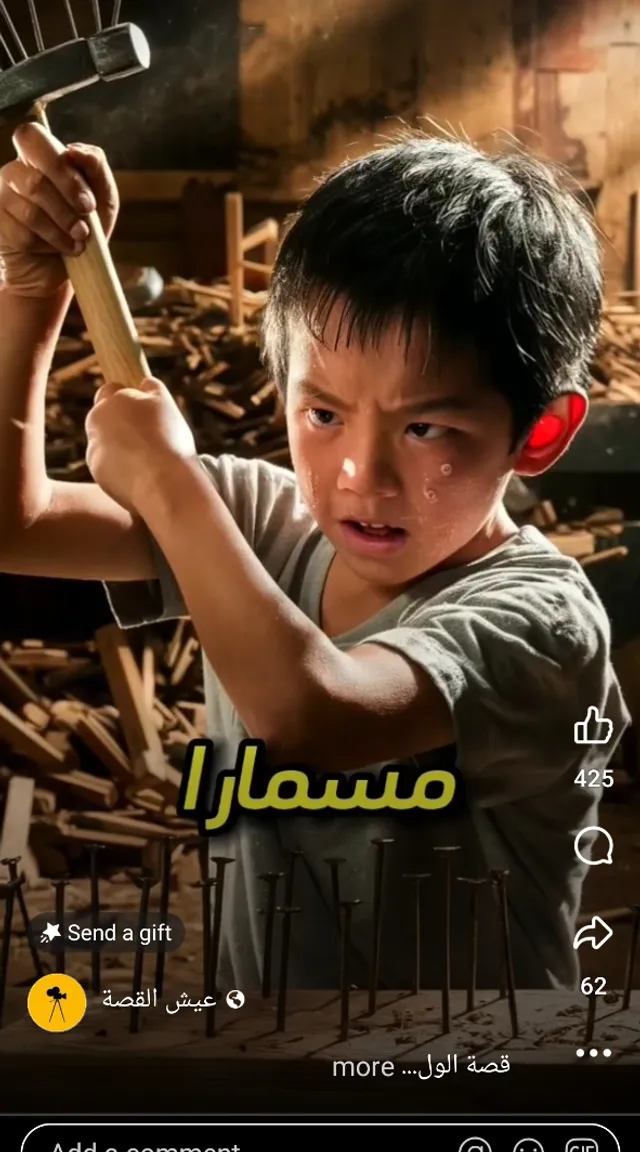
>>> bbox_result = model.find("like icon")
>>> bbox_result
[574,706,613,745]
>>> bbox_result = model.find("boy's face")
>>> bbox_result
[285,308,519,588]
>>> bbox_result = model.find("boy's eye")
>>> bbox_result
[408,422,448,441]
[307,408,338,426]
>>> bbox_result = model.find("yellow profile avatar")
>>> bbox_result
[27,973,87,1033]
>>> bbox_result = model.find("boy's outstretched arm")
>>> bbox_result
[88,378,455,772]
[0,286,156,582]
[0,125,156,583]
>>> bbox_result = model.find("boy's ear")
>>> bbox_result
[513,393,587,477]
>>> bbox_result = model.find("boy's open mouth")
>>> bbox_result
[343,520,406,539]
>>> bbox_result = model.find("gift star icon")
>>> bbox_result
[40,923,61,942]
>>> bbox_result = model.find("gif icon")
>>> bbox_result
[566,1141,598,1152]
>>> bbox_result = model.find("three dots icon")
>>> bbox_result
[576,1047,612,1058]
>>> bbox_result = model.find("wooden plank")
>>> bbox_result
[94,625,167,783]
[51,701,133,781]
[133,753,182,802]
[67,812,197,841]
[169,637,200,687]
[75,714,132,781]
[57,825,147,850]
[0,776,34,882]
[546,530,595,558]
[584,507,624,525]
[0,655,44,710]
[47,770,118,809]
[581,544,628,566]
[0,703,67,771]
[141,644,155,711]
[21,702,51,731]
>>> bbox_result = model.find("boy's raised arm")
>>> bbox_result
[0,125,155,583]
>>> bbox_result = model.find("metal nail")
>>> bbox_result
[129,871,156,1034]
[284,848,304,907]
[490,869,518,1038]
[51,877,70,975]
[196,838,213,976]
[198,838,210,883]
[491,880,507,998]
[433,847,460,1033]
[401,874,430,995]
[324,857,346,929]
[85,844,104,995]
[206,856,235,1037]
[0,878,18,1029]
[154,837,176,998]
[622,903,640,1011]
[368,837,394,1015]
[1,856,43,979]
[257,872,284,998]
[339,899,361,1041]
[275,905,301,1032]
[194,877,216,1001]
[458,877,489,1012]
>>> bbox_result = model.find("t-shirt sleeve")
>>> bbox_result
[352,574,630,805]
[104,453,305,629]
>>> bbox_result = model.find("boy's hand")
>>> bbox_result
[85,377,197,512]
[0,123,119,298]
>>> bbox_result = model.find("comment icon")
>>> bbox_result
[573,826,613,867]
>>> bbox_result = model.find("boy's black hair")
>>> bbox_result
[260,130,602,447]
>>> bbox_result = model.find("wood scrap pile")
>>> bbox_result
[591,296,640,403]
[529,501,628,567]
[46,277,289,481]
[46,283,640,481]
[0,621,205,882]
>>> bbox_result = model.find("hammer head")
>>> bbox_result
[0,24,150,126]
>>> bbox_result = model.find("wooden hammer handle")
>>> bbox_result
[32,106,150,389]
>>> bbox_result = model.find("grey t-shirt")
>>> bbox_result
[105,454,630,993]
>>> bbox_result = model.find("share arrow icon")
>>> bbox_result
[573,915,614,951]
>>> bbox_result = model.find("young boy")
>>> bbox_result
[0,124,629,996]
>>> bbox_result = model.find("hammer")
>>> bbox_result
[0,18,152,389]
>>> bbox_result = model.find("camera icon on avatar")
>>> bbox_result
[46,985,67,1023]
